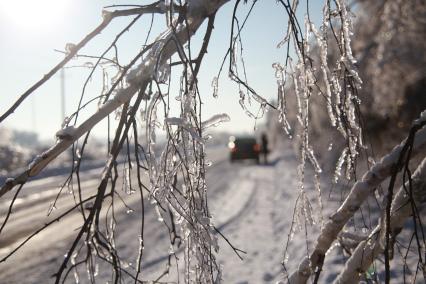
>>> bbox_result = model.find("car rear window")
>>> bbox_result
[235,138,257,149]
[235,138,256,144]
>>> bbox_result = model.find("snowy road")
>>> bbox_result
[0,143,337,283]
[0,145,280,283]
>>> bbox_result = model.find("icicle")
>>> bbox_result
[334,147,348,183]
[67,184,73,195]
[188,128,204,144]
[231,37,238,68]
[307,146,322,174]
[155,63,170,83]
[345,148,353,180]
[75,148,82,159]
[155,205,164,222]
[61,116,70,128]
[124,166,135,195]
[211,76,219,98]
[314,173,324,227]
[275,64,292,136]
[311,23,337,126]
[115,104,124,120]
[272,62,285,80]
[336,0,356,64]
[70,251,80,283]
[164,0,172,27]
[238,90,257,119]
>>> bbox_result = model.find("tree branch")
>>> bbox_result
[0,2,168,124]
[289,112,426,283]
[335,156,426,283]
[0,0,230,201]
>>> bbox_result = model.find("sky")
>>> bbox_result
[0,0,323,142]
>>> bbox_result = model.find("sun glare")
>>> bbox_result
[0,0,67,31]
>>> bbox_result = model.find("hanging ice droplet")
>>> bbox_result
[61,116,70,128]
[155,205,164,222]
[94,263,99,276]
[211,77,219,98]
[368,156,376,166]
[272,62,284,80]
[114,107,122,121]
[126,209,134,214]
[205,160,212,167]
[169,245,175,255]
[155,63,170,83]
[203,134,213,141]
[75,148,82,159]
[328,143,333,151]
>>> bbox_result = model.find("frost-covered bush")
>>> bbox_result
[0,128,36,175]
[269,0,426,171]
[353,0,426,152]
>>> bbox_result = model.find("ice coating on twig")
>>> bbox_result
[65,43,76,55]
[201,113,230,129]
[55,126,77,141]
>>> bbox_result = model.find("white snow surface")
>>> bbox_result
[137,142,346,283]
[209,145,342,283]
[0,142,397,283]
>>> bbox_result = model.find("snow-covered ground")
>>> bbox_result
[210,144,342,283]
[0,142,349,283]
[0,142,420,283]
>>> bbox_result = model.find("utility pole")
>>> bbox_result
[60,68,65,122]
[31,96,36,131]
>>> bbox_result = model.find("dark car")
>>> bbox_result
[228,136,260,163]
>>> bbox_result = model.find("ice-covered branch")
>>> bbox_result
[289,113,426,283]
[0,0,229,199]
[335,156,426,283]
[0,2,172,124]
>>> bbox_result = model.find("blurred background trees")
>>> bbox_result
[267,0,426,171]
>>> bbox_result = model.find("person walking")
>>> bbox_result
[261,133,269,164]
